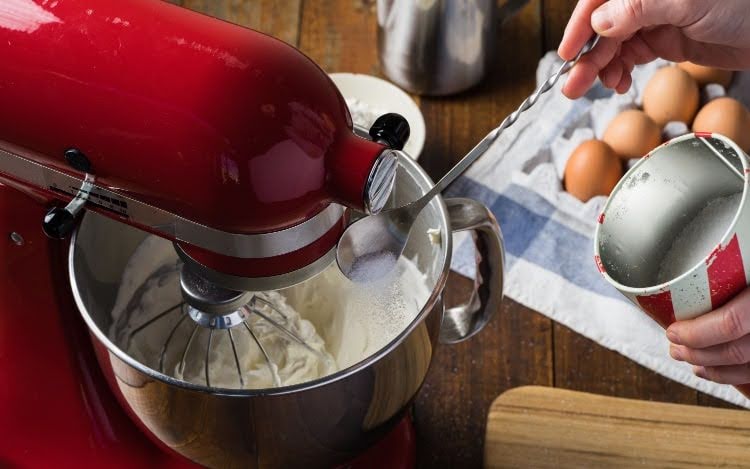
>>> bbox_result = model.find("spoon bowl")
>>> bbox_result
[336,194,419,280]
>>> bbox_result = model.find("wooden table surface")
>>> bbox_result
[171,1,738,467]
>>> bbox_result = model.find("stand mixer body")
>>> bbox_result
[0,0,411,466]
[0,1,505,467]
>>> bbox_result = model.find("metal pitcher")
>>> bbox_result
[377,0,497,96]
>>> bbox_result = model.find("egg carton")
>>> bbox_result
[490,53,750,230]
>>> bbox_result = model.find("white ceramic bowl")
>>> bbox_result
[329,73,426,159]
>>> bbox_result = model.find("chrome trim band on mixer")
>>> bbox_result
[0,140,344,259]
[175,242,338,292]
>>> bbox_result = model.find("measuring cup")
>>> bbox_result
[595,133,750,327]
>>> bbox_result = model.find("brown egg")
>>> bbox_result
[693,97,750,151]
[642,66,700,126]
[564,140,623,202]
[678,62,733,87]
[602,109,662,159]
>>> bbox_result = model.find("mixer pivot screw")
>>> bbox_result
[64,148,92,172]
[9,232,24,246]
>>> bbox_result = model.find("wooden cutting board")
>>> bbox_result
[485,386,750,468]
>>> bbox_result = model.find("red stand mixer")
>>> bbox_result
[0,1,505,467]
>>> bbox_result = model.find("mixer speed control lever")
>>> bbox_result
[42,175,94,239]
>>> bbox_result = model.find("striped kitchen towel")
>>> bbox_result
[446,52,750,408]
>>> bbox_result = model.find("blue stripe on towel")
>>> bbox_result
[448,177,626,302]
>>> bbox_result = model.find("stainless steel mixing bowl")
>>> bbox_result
[69,155,504,468]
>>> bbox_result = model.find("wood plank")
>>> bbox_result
[298,0,379,74]
[553,321,697,403]
[541,0,577,51]
[412,2,550,467]
[418,0,543,180]
[414,278,553,468]
[180,0,302,46]
[485,386,750,468]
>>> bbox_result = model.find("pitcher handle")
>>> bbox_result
[440,198,505,344]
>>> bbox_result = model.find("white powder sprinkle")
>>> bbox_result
[657,192,743,283]
[346,98,386,130]
[347,251,399,284]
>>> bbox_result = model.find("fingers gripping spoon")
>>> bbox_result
[337,35,601,281]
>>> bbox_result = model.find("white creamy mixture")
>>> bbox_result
[347,252,399,284]
[109,236,431,389]
[657,192,743,283]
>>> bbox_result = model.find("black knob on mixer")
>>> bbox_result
[42,175,94,239]
[42,207,76,239]
[369,113,410,151]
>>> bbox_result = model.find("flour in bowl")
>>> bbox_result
[346,98,386,130]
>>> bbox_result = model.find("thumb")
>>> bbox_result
[591,0,706,38]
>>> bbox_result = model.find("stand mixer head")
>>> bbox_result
[0,0,406,277]
[0,0,411,373]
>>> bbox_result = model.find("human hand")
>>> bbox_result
[668,288,750,386]
[559,0,750,99]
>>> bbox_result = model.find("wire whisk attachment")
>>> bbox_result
[124,290,335,390]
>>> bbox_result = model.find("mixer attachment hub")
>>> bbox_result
[185,305,251,330]
[180,265,252,316]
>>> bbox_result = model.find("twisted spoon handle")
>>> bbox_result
[418,35,601,206]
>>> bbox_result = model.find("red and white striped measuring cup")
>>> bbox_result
[595,133,750,328]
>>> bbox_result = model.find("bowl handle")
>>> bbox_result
[439,198,505,344]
